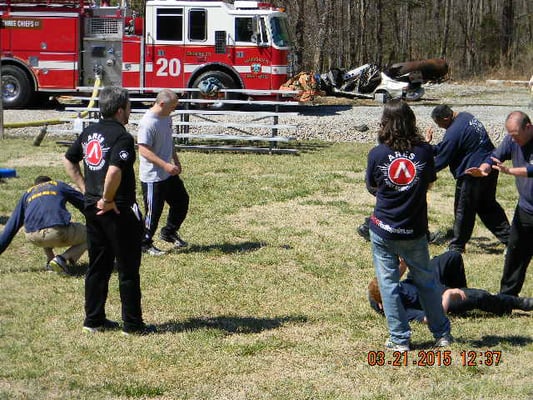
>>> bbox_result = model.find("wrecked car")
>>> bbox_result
[317,58,448,102]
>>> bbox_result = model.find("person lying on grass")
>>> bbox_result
[368,250,533,322]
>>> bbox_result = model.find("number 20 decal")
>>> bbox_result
[156,58,181,77]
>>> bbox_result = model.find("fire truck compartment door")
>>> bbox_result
[83,39,122,86]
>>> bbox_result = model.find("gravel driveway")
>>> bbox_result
[2,82,531,145]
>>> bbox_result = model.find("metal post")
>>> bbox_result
[269,93,281,153]
[0,17,4,140]
[0,61,4,140]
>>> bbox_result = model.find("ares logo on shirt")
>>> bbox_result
[388,158,416,186]
[83,133,110,171]
[378,153,425,192]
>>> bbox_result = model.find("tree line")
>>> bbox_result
[276,0,532,80]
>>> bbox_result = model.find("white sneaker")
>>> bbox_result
[434,334,454,347]
[142,245,166,256]
[82,319,120,333]
[385,338,410,352]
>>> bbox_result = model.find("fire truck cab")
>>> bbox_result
[0,0,293,108]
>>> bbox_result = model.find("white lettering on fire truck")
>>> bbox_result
[2,18,42,29]
[156,58,181,77]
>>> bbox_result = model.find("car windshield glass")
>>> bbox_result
[270,16,291,48]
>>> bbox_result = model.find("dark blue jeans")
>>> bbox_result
[371,231,451,345]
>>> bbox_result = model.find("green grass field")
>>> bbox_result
[0,137,531,400]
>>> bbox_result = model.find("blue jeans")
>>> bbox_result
[370,231,451,345]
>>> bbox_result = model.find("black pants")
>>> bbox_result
[434,251,519,315]
[141,175,189,246]
[84,203,144,331]
[500,206,533,296]
[433,250,467,289]
[450,171,510,252]
[448,288,514,315]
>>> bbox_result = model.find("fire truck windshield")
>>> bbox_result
[270,16,291,48]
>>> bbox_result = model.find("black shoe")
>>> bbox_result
[497,294,533,312]
[357,218,370,242]
[122,324,157,336]
[48,255,69,275]
[516,297,533,311]
[160,232,188,248]
[427,230,447,244]
[83,319,120,333]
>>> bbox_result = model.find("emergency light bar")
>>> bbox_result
[234,1,276,10]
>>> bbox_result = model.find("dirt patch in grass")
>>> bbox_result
[3,152,64,168]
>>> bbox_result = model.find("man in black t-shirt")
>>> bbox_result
[64,86,155,335]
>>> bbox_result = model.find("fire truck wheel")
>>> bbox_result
[192,71,239,110]
[2,65,34,108]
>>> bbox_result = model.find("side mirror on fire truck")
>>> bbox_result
[251,16,267,47]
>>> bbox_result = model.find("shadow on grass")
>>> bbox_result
[293,104,354,116]
[0,215,9,225]
[69,262,89,277]
[464,334,533,348]
[470,236,506,254]
[413,320,533,350]
[238,103,354,116]
[182,241,267,254]
[291,141,332,154]
[159,315,308,335]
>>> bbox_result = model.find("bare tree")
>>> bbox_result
[375,0,384,65]
[440,0,452,57]
[500,0,513,62]
[294,0,306,71]
[282,0,530,78]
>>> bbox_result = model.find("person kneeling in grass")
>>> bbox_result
[368,251,533,322]
[0,175,86,274]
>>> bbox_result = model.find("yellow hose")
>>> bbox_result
[4,76,102,129]
[79,76,101,119]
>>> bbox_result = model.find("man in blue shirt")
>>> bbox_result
[427,105,510,253]
[466,111,533,296]
[0,176,86,274]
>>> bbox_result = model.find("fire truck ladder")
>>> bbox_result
[1,0,84,7]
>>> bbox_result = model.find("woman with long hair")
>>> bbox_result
[365,99,452,351]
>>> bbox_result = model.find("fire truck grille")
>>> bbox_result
[86,18,122,37]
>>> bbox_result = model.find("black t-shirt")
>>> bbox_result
[64,119,137,207]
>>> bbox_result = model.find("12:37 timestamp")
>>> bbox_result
[366,350,502,367]
[460,350,502,366]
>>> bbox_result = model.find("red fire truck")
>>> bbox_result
[0,0,294,108]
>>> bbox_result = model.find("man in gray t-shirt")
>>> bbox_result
[137,89,189,255]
